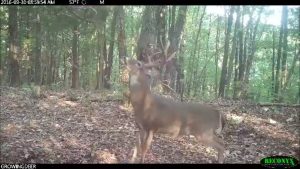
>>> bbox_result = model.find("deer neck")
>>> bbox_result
[129,73,151,110]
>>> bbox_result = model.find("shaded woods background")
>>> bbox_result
[0,6,299,103]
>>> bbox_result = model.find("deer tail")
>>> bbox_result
[216,111,226,135]
[221,113,226,131]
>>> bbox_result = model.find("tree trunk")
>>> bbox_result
[168,6,176,43]
[219,6,234,98]
[71,24,80,89]
[46,32,54,85]
[214,16,221,99]
[34,10,42,86]
[238,7,245,82]
[280,6,288,100]
[96,29,104,90]
[137,6,156,61]
[117,6,130,105]
[25,7,33,85]
[274,6,287,102]
[117,6,127,64]
[177,40,185,101]
[96,15,108,90]
[156,6,167,50]
[272,26,276,97]
[242,7,263,99]
[104,7,118,89]
[165,6,188,90]
[226,6,239,97]
[234,6,246,99]
[8,6,20,87]
[63,40,67,87]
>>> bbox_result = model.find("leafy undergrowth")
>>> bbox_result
[0,87,299,164]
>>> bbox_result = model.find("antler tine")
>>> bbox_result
[166,51,176,62]
[143,60,162,69]
[149,51,162,59]
[164,40,170,58]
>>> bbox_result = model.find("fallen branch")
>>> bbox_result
[89,99,123,102]
[96,129,139,133]
[258,103,300,108]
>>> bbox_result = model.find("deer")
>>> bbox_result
[126,58,226,163]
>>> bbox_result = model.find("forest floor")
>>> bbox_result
[0,87,299,164]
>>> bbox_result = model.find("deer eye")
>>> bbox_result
[145,74,151,80]
[136,61,142,68]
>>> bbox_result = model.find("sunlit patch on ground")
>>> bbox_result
[93,149,118,163]
[2,123,19,136]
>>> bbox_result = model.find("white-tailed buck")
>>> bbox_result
[126,59,226,163]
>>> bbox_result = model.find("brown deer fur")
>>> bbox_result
[127,59,226,163]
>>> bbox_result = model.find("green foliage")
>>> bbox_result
[0,6,299,104]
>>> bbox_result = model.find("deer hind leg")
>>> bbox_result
[196,130,225,163]
[213,135,225,163]
[140,129,153,163]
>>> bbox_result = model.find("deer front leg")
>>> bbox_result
[140,129,153,163]
[130,131,142,163]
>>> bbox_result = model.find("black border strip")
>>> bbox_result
[33,164,267,169]
[1,0,300,5]
[57,0,299,5]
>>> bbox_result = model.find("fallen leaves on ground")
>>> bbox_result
[0,87,299,163]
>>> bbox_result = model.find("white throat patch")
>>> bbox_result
[130,75,140,86]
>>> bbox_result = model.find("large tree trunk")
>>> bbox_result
[71,24,80,89]
[137,6,156,61]
[219,6,234,98]
[168,6,176,45]
[165,6,188,90]
[8,6,20,87]
[156,6,167,50]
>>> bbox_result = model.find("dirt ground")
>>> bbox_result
[0,87,299,163]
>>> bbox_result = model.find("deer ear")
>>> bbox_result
[121,56,127,65]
